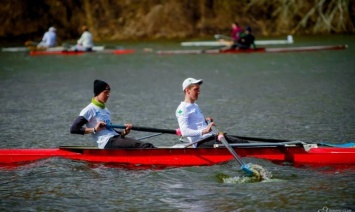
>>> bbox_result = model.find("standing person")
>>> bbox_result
[76,25,93,51]
[70,80,155,149]
[175,78,215,148]
[37,27,57,48]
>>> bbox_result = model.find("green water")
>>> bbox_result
[0,35,354,211]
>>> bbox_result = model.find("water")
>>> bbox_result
[0,35,354,211]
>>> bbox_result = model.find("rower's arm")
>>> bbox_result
[70,116,88,135]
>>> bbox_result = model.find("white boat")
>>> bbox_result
[181,35,294,47]
[2,47,29,52]
[2,46,105,52]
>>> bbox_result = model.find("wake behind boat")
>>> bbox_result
[1,141,354,169]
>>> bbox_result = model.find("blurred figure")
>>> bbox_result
[231,22,243,43]
[37,27,57,48]
[231,26,256,49]
[76,25,93,51]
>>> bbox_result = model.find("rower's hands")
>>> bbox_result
[122,123,132,136]
[202,121,215,135]
[95,121,106,132]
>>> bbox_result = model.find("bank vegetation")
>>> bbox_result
[1,0,354,42]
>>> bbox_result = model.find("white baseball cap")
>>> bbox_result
[182,78,203,91]
[49,27,56,32]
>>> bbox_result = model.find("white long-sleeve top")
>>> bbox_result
[176,102,213,147]
[77,31,93,48]
[41,31,56,47]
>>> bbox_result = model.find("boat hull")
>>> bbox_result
[2,46,105,52]
[29,49,135,56]
[156,45,347,55]
[1,146,354,168]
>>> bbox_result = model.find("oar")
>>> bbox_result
[137,133,163,140]
[214,34,232,40]
[211,125,261,177]
[107,124,181,135]
[228,135,293,143]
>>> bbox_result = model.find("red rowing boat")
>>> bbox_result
[29,49,135,56]
[1,143,354,168]
[156,45,347,55]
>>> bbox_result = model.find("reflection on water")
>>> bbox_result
[0,35,354,211]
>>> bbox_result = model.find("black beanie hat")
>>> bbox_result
[94,80,110,96]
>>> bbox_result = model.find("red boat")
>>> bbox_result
[156,45,347,55]
[29,49,135,56]
[1,142,354,168]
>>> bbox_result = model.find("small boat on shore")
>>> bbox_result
[157,45,347,55]
[1,141,354,169]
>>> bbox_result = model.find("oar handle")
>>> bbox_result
[107,124,181,136]
[211,125,244,166]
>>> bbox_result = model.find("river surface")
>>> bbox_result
[0,35,354,211]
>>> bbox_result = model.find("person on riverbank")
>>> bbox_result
[175,78,248,148]
[37,27,57,48]
[231,26,256,49]
[70,80,155,149]
[76,25,93,51]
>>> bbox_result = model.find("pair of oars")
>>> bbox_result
[107,124,263,178]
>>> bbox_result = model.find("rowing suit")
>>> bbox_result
[231,27,243,42]
[38,31,56,47]
[78,102,118,149]
[77,31,93,51]
[70,99,155,149]
[236,33,255,49]
[176,102,213,147]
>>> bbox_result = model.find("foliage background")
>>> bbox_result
[1,0,354,42]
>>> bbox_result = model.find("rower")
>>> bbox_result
[70,80,155,149]
[231,22,244,44]
[231,26,256,49]
[37,26,57,48]
[75,25,93,52]
[175,78,248,148]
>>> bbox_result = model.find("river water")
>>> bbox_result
[0,35,354,211]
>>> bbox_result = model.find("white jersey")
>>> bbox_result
[176,102,213,147]
[80,103,118,149]
[77,31,93,48]
[40,31,56,47]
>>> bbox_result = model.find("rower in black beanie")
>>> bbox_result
[94,80,110,96]
[70,79,155,149]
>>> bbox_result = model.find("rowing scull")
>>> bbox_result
[1,143,354,168]
[181,35,294,47]
[157,45,347,55]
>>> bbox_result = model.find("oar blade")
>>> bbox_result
[241,164,258,177]
[242,163,272,180]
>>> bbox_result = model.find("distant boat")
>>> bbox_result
[2,46,105,52]
[181,35,294,47]
[29,49,135,56]
[157,45,347,55]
